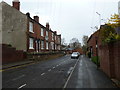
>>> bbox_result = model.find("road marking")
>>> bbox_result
[63,58,79,88]
[12,75,25,81]
[48,69,51,72]
[67,67,74,75]
[18,84,26,89]
[0,62,35,72]
[53,67,55,69]
[56,65,59,67]
[41,73,45,76]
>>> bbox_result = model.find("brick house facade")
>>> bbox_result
[0,0,61,53]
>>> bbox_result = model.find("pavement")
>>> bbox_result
[66,55,117,88]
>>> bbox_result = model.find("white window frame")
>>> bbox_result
[41,28,44,37]
[55,36,56,40]
[41,40,44,49]
[29,22,34,33]
[51,42,54,50]
[29,38,34,49]
[46,42,49,50]
[52,33,54,41]
[46,31,48,37]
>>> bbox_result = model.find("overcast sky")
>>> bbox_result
[1,0,120,45]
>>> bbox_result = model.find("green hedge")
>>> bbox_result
[91,56,100,66]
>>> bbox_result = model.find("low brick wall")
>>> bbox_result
[1,44,27,64]
[27,52,65,61]
[99,41,120,80]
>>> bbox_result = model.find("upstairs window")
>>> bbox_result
[29,22,33,33]
[41,28,44,37]
[52,33,54,41]
[46,31,48,37]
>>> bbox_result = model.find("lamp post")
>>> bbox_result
[96,12,101,29]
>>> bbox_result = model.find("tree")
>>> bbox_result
[61,38,65,45]
[82,35,88,55]
[82,35,88,46]
[107,13,120,27]
[100,25,116,43]
[69,38,81,48]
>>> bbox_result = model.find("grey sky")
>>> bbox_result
[1,0,120,45]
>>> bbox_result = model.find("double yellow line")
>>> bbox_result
[0,62,36,72]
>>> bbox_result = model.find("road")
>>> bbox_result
[2,55,116,88]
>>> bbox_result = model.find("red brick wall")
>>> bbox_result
[2,44,27,64]
[113,41,120,80]
[99,41,120,80]
[87,31,101,56]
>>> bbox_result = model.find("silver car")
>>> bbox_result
[71,52,80,59]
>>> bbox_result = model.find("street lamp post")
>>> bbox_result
[96,12,101,29]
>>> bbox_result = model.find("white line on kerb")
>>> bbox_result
[63,58,79,88]
[18,84,26,89]
[48,69,51,71]
[41,73,45,76]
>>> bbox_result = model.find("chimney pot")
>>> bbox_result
[26,12,30,17]
[46,22,50,29]
[34,16,39,22]
[12,0,20,10]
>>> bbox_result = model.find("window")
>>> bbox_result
[55,36,56,40]
[52,33,54,40]
[46,31,48,37]
[46,42,49,50]
[58,45,60,50]
[58,37,60,43]
[51,42,54,50]
[45,31,49,40]
[41,40,44,49]
[29,22,33,33]
[41,28,44,36]
[29,38,34,49]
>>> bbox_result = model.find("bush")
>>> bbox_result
[91,56,100,65]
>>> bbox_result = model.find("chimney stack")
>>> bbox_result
[54,31,57,35]
[12,0,20,10]
[34,16,39,22]
[46,22,50,29]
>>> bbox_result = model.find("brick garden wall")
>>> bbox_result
[99,41,120,80]
[2,44,27,64]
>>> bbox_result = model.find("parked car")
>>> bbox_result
[71,52,80,59]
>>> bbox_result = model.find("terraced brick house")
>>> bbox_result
[0,0,61,53]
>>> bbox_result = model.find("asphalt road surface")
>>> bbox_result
[2,55,116,88]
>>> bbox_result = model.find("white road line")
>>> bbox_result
[18,84,26,89]
[53,67,55,69]
[41,73,45,76]
[63,58,79,88]
[12,75,25,81]
[56,65,59,67]
[48,69,51,71]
